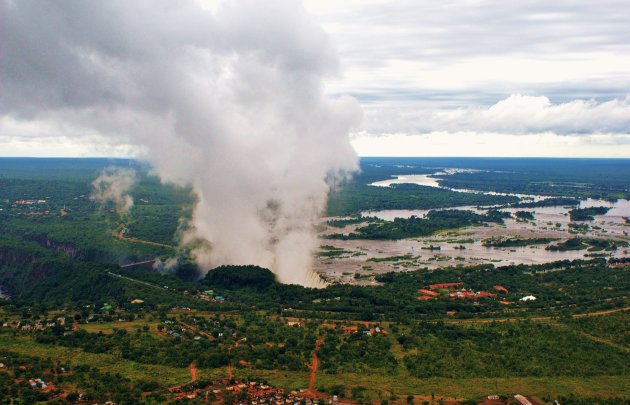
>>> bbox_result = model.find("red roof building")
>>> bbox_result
[418,289,440,297]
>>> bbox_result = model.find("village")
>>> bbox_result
[0,303,554,405]
[416,282,537,309]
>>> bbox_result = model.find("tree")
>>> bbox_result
[67,392,79,403]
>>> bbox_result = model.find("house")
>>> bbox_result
[514,394,533,405]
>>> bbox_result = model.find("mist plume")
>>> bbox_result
[0,0,361,285]
[90,167,136,215]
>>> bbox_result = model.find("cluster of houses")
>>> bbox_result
[2,317,68,332]
[161,320,188,339]
[28,377,53,391]
[168,377,341,404]
[416,282,540,306]
[318,321,387,337]
[14,199,48,205]
[416,282,512,302]
[341,325,386,337]
[160,319,213,341]
[10,199,54,216]
[197,289,226,303]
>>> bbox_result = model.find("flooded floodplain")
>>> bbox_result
[316,171,630,284]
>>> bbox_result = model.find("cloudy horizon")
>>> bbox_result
[2,0,630,157]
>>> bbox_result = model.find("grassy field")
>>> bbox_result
[0,332,192,386]
[233,368,630,402]
[78,319,162,336]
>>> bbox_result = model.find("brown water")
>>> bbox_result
[318,174,630,284]
[315,215,630,284]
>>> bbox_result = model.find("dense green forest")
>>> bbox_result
[0,159,192,267]
[482,237,556,247]
[412,157,630,200]
[327,158,630,216]
[569,206,611,221]
[328,209,511,240]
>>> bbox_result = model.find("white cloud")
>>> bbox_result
[361,94,630,135]
[351,131,630,158]
[2,0,629,160]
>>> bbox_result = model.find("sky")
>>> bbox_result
[2,0,630,157]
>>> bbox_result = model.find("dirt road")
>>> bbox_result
[308,338,325,394]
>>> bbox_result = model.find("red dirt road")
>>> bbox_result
[168,362,197,392]
[308,338,325,394]
[176,320,215,340]
[227,364,233,380]
[189,362,198,382]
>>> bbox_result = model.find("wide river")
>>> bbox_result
[315,171,630,284]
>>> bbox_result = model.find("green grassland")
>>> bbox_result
[1,310,628,402]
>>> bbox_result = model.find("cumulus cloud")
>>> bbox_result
[1,0,361,286]
[361,94,630,135]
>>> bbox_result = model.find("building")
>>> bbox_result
[418,289,440,297]
[514,394,533,405]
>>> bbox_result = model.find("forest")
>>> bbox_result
[328,209,511,240]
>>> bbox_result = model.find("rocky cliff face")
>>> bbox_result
[20,234,77,258]
[0,246,33,266]
[41,238,77,258]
